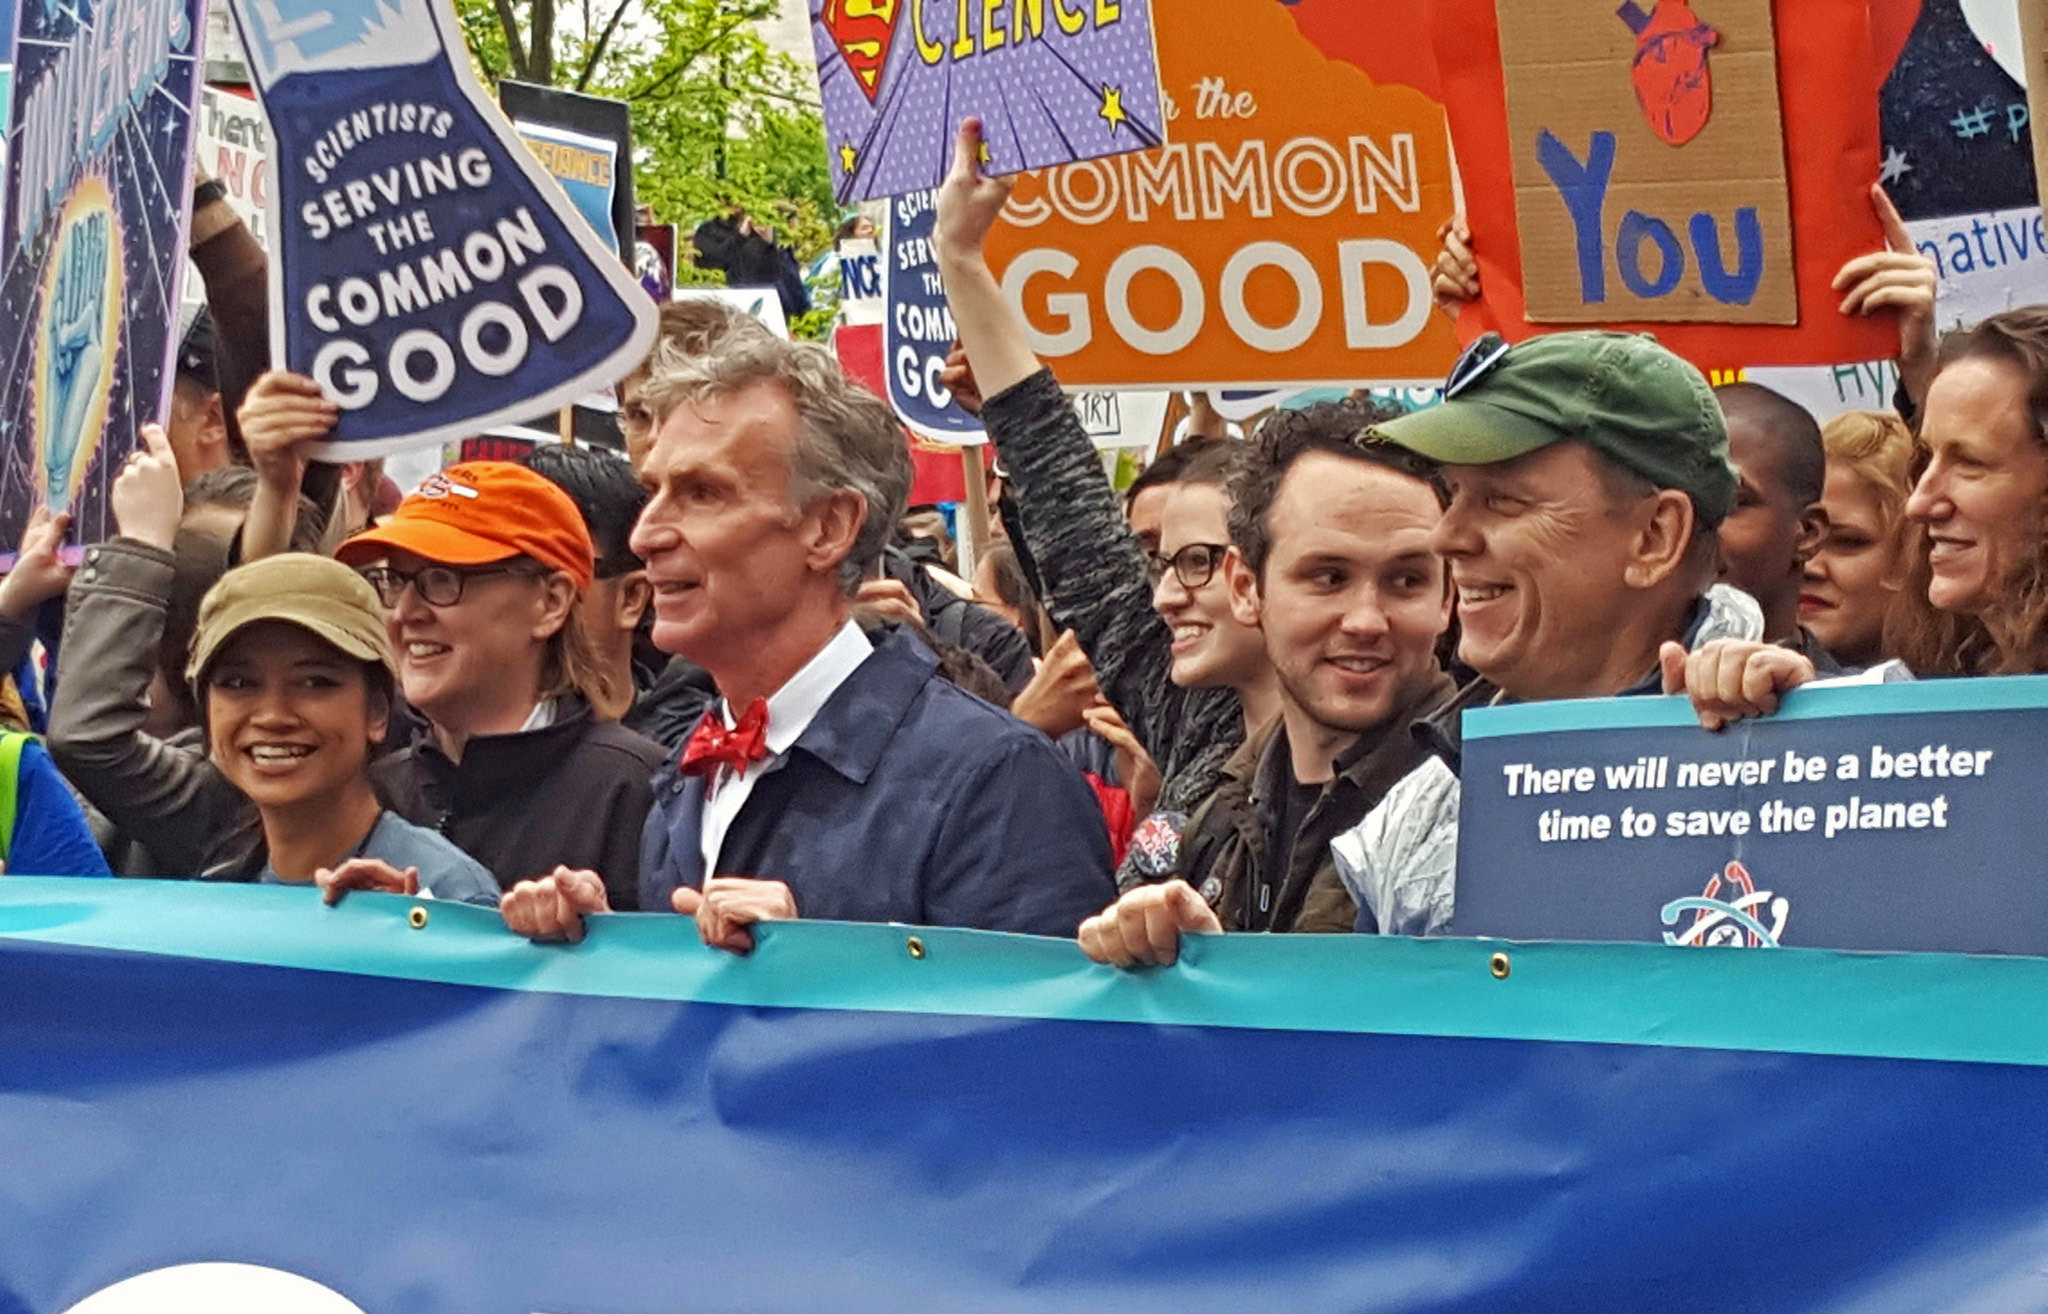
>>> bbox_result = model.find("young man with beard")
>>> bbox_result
[1076,410,1459,966]
[1330,331,1766,936]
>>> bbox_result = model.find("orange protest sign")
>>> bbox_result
[982,0,1460,388]
[1434,0,1898,367]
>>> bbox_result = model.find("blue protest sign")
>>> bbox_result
[0,0,202,546]
[509,120,617,253]
[884,188,981,444]
[228,0,656,459]
[811,0,1165,203]
[1455,677,2048,955]
[12,877,2048,1310]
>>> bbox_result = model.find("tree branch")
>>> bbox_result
[575,0,638,91]
[492,0,531,79]
[529,0,557,84]
[624,16,753,101]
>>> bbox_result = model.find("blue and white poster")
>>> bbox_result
[11,878,2048,1310]
[228,0,656,459]
[1455,677,2048,956]
[509,119,617,254]
[0,0,202,547]
[884,187,981,444]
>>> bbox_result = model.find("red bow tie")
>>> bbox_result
[679,699,770,784]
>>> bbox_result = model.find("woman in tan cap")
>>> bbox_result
[186,554,499,902]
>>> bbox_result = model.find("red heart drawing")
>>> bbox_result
[1619,0,1720,147]
[823,0,902,102]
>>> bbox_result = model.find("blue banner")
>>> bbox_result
[1456,677,2048,955]
[8,878,2048,1310]
[0,0,202,548]
[227,0,655,459]
[884,188,981,444]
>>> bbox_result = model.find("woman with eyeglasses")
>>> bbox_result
[332,462,667,909]
[931,120,1280,891]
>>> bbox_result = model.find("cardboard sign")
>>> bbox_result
[0,0,203,545]
[228,0,656,460]
[835,320,970,504]
[884,188,981,444]
[982,0,1458,390]
[196,86,269,245]
[510,120,618,254]
[1882,0,2035,223]
[1495,0,1797,325]
[1455,678,2048,956]
[809,0,1165,203]
[635,222,675,299]
[835,236,883,326]
[675,285,789,339]
[1436,0,1896,367]
[498,81,636,257]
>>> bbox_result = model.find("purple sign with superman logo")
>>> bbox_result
[811,0,1165,203]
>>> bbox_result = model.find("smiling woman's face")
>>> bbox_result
[206,621,384,812]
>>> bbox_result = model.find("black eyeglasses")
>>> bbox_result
[358,562,538,608]
[1444,331,1512,399]
[1148,542,1230,590]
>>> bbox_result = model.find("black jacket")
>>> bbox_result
[375,698,665,910]
[624,656,719,756]
[881,546,1035,695]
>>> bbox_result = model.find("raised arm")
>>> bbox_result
[932,118,1236,772]
[45,425,247,874]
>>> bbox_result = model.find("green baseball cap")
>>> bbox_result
[1368,331,1737,526]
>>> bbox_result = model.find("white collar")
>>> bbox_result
[518,699,557,732]
[721,619,872,754]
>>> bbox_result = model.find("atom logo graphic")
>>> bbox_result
[1661,860,1789,947]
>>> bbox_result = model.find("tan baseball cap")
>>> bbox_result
[187,553,398,689]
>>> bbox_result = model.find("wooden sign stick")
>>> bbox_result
[2024,0,2048,226]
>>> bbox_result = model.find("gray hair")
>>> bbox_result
[639,312,912,595]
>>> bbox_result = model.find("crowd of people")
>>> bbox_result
[3,116,2036,968]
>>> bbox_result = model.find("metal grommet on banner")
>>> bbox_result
[408,905,430,930]
[906,936,926,960]
[1489,952,1511,980]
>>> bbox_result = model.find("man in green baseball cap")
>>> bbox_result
[1330,329,1771,939]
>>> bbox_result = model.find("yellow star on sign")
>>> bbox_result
[1098,85,1128,135]
[838,141,858,173]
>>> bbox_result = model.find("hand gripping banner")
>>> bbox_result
[10,878,2048,1311]
[227,0,656,459]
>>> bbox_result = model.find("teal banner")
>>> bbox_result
[6,878,2048,1310]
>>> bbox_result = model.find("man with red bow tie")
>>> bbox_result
[499,310,1114,950]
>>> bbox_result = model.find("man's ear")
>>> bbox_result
[1623,489,1696,590]
[803,489,868,579]
[616,571,653,632]
[1224,545,1262,627]
[201,391,229,451]
[1793,503,1827,571]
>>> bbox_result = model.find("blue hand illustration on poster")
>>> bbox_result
[0,0,202,545]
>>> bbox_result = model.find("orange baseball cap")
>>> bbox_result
[335,461,596,591]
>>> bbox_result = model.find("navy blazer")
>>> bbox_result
[639,628,1116,938]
